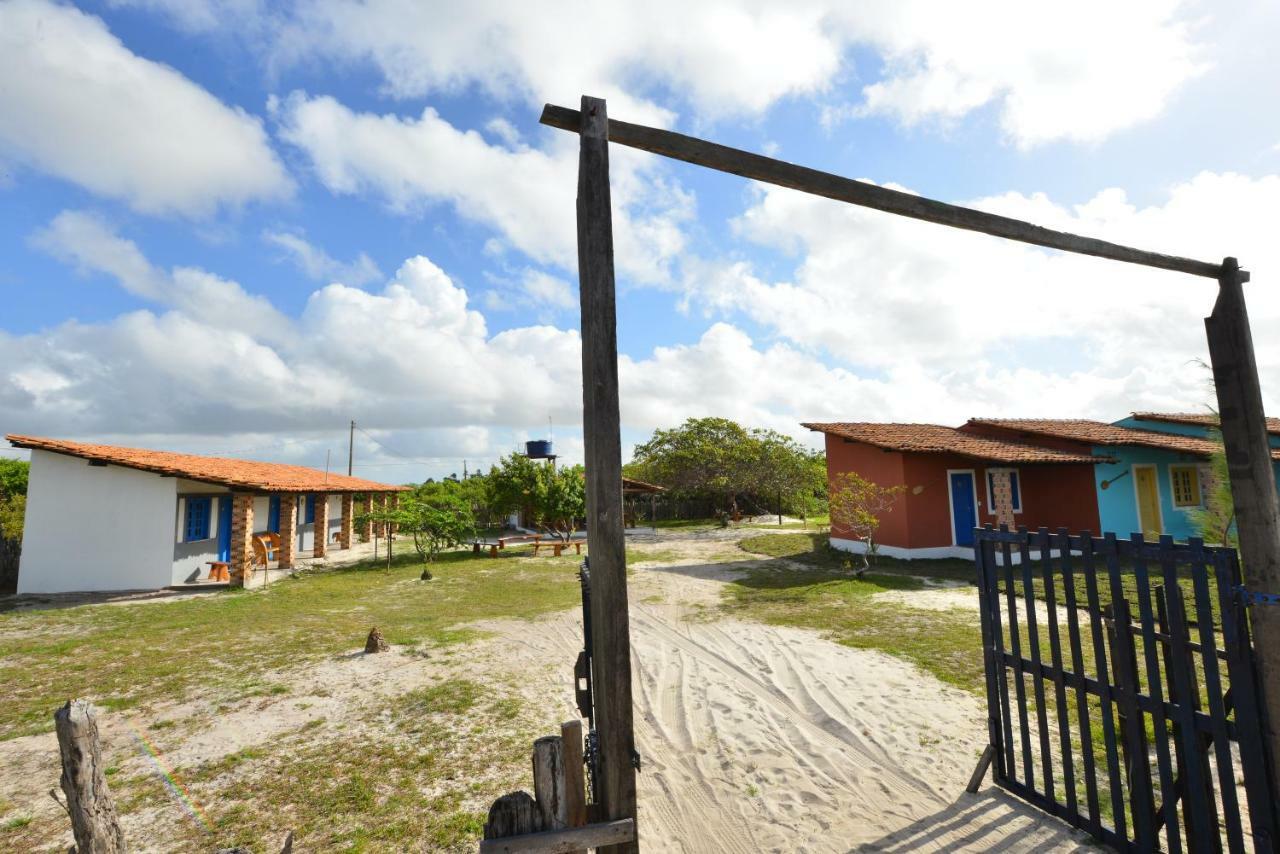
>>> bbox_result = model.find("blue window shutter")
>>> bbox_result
[268,496,281,533]
[185,497,211,541]
[1009,472,1021,511]
[305,495,315,524]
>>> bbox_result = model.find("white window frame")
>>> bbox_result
[1168,464,1203,509]
[985,467,1023,514]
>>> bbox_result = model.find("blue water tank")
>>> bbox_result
[526,439,554,459]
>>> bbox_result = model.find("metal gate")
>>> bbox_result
[973,525,1278,852]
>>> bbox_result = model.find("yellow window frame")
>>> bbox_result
[1170,465,1201,508]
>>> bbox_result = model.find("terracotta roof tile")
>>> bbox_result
[801,423,1107,464]
[1131,411,1280,436]
[6,435,409,493]
[964,418,1262,459]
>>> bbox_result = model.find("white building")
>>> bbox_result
[7,435,406,594]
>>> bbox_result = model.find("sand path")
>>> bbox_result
[486,532,1094,852]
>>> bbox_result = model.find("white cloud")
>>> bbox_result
[263,230,382,287]
[0,0,291,216]
[677,169,1280,416]
[842,1,1208,147]
[31,210,291,341]
[275,1,838,122]
[274,92,690,283]
[4,228,1266,478]
[258,0,1208,147]
[106,0,269,34]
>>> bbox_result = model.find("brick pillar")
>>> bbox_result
[387,492,399,534]
[313,492,329,558]
[990,470,1016,529]
[230,492,255,586]
[339,494,354,549]
[359,494,374,542]
[278,494,297,568]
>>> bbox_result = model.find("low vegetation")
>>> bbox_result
[731,532,984,691]
[0,549,580,741]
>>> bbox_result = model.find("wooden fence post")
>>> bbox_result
[575,93,639,852]
[1204,257,1280,812]
[532,735,566,832]
[54,699,126,853]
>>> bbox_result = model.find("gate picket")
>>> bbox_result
[973,527,1275,853]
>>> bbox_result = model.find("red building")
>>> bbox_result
[804,423,1108,559]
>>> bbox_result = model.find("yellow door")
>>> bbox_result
[1134,467,1162,538]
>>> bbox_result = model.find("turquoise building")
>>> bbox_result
[965,416,1237,542]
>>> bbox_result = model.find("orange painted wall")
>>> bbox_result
[824,436,1102,549]
[823,434,910,548]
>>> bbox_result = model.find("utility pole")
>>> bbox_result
[348,420,355,477]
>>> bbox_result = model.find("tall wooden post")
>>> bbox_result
[1204,256,1280,814]
[576,94,639,851]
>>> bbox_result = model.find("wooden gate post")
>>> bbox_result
[1204,256,1280,814]
[575,94,639,851]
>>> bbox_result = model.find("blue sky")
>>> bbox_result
[3,0,1280,482]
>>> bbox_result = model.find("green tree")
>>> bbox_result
[0,459,28,542]
[630,417,826,521]
[1190,430,1236,547]
[364,483,475,573]
[485,454,584,541]
[486,453,545,522]
[749,430,827,524]
[828,471,905,573]
[540,465,585,541]
[0,459,28,497]
[0,493,24,542]
[630,417,757,515]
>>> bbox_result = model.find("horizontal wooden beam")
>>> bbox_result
[541,103,1234,281]
[478,818,636,853]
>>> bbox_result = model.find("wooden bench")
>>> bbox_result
[531,541,585,557]
[205,561,230,582]
[473,534,543,557]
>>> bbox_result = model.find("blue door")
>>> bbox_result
[268,496,281,533]
[216,496,232,561]
[949,472,977,546]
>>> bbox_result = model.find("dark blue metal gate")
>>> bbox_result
[974,525,1278,852]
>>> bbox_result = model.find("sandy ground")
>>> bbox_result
[0,526,1094,852]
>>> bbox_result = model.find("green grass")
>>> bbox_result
[653,517,719,530]
[739,532,977,583]
[68,678,539,853]
[727,534,985,692]
[0,548,581,741]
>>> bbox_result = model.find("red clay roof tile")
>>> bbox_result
[963,418,1280,460]
[801,422,1107,464]
[6,435,408,493]
[1131,411,1280,436]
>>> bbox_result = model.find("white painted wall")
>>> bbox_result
[18,450,177,593]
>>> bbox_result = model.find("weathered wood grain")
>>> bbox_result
[560,720,587,830]
[54,699,126,854]
[532,735,565,832]
[575,95,639,853]
[1205,257,1280,829]
[484,791,542,841]
[542,103,1227,280]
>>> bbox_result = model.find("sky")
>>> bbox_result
[3,0,1280,482]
